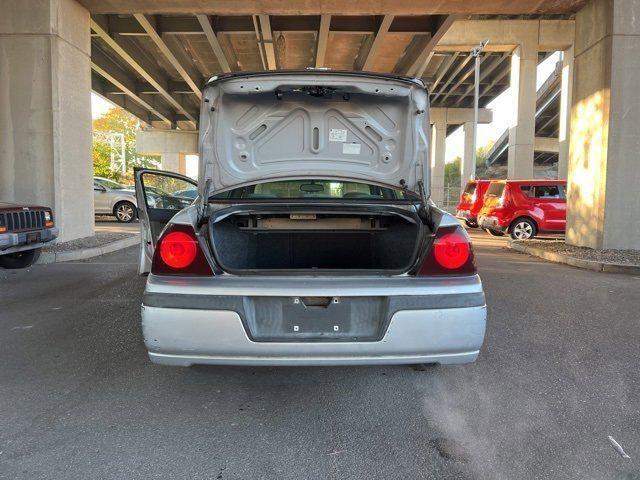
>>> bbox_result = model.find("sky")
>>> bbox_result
[91,52,561,164]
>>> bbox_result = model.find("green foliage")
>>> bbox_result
[444,141,496,187]
[92,140,121,181]
[92,107,161,179]
[445,157,462,187]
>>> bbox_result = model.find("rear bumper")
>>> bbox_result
[143,306,486,366]
[455,209,475,222]
[141,275,487,366]
[0,227,59,254]
[478,215,507,232]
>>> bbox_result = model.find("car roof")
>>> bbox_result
[487,179,567,185]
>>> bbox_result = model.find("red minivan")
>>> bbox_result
[455,180,491,228]
[478,180,567,240]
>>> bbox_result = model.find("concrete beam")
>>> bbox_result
[430,108,493,125]
[76,0,587,15]
[432,55,473,102]
[196,15,232,73]
[91,73,151,124]
[430,53,458,93]
[136,129,198,173]
[441,55,488,104]
[315,15,331,68]
[133,14,202,99]
[454,53,509,106]
[437,19,574,54]
[360,15,394,71]
[102,14,436,36]
[258,15,277,70]
[91,48,174,124]
[534,137,559,153]
[405,15,459,77]
[90,16,198,124]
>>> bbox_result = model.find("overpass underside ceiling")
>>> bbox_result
[78,1,586,15]
[89,13,569,130]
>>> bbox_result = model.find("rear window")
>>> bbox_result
[486,183,505,197]
[522,185,563,199]
[211,180,418,201]
[463,182,477,194]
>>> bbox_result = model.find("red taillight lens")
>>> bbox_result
[433,232,470,269]
[418,226,476,276]
[159,231,197,269]
[152,225,213,276]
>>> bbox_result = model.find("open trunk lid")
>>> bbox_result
[198,71,430,199]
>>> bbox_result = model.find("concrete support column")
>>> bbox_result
[0,0,93,242]
[430,119,447,206]
[566,0,640,250]
[461,121,475,187]
[507,44,537,179]
[558,45,574,180]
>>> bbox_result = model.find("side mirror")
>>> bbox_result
[94,185,107,192]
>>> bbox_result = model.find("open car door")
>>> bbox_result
[134,168,198,274]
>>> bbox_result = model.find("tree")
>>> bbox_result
[445,156,462,187]
[92,107,160,181]
[444,140,496,188]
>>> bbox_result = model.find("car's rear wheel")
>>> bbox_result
[0,248,41,269]
[484,228,504,237]
[464,220,478,228]
[510,218,537,240]
[114,201,137,223]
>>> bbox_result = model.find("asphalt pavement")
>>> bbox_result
[1,230,639,479]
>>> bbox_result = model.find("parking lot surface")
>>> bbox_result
[1,230,639,479]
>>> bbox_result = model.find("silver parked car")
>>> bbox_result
[135,71,487,367]
[93,177,138,223]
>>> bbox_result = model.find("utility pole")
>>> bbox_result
[471,40,489,180]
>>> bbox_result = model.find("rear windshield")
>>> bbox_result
[211,180,418,201]
[486,183,505,197]
[464,182,477,194]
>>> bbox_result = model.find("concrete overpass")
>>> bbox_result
[1,0,639,251]
[485,58,562,177]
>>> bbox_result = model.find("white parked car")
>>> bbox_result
[93,177,138,222]
[134,71,487,368]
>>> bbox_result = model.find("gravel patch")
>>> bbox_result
[521,240,640,265]
[44,232,133,253]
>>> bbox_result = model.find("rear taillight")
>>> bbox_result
[417,226,476,276]
[152,225,213,276]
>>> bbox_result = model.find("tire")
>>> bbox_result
[484,228,504,237]
[510,217,537,240]
[0,248,41,269]
[464,220,478,229]
[114,201,137,223]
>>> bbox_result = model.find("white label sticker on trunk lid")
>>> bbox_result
[342,143,361,155]
[329,128,348,142]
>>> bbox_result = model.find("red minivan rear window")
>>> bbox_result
[486,183,505,197]
[463,182,477,195]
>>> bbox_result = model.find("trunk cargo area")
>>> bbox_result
[209,207,423,272]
